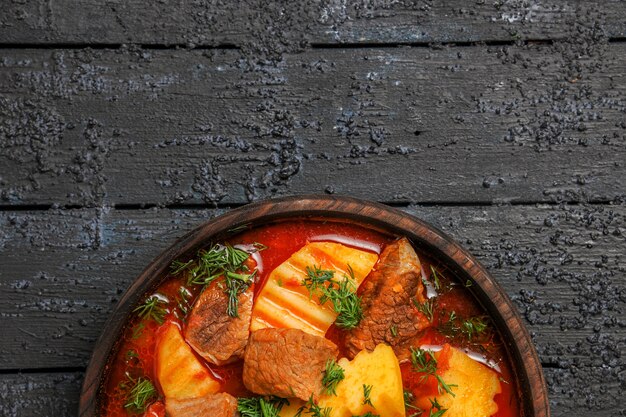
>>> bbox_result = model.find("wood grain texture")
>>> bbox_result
[1,41,625,206]
[0,0,624,46]
[0,371,83,417]
[1,202,624,415]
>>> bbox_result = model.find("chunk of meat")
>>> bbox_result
[243,328,338,401]
[345,237,428,360]
[165,392,238,417]
[184,279,254,365]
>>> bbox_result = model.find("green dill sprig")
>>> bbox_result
[404,390,423,417]
[176,286,192,316]
[133,295,168,324]
[322,359,345,396]
[306,397,332,417]
[428,398,447,417]
[303,266,335,293]
[412,298,434,323]
[430,265,441,290]
[440,313,489,342]
[352,413,380,417]
[390,325,398,337]
[302,265,363,330]
[123,376,157,413]
[320,279,363,329]
[171,243,258,317]
[410,347,457,397]
[362,384,373,406]
[237,396,288,417]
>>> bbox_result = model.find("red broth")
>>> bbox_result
[100,220,519,417]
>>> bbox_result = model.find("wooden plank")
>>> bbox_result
[0,372,82,417]
[0,0,624,46]
[1,43,625,206]
[0,203,623,371]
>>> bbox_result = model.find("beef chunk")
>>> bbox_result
[165,392,238,417]
[243,328,338,401]
[184,279,254,365]
[345,237,428,360]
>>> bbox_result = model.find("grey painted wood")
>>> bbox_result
[0,0,624,46]
[0,203,623,416]
[0,372,82,417]
[1,42,625,207]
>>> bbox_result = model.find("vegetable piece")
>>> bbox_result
[155,321,220,399]
[328,344,404,417]
[412,346,501,417]
[279,345,404,417]
[250,242,378,337]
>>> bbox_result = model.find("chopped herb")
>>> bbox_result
[410,347,438,376]
[133,295,168,324]
[228,223,251,234]
[125,349,139,359]
[429,409,447,417]
[253,242,268,251]
[352,413,380,417]
[430,265,441,290]
[404,390,423,417]
[321,279,363,329]
[176,287,192,316]
[428,398,448,417]
[322,359,345,395]
[302,265,363,329]
[390,325,398,337]
[410,347,457,397]
[435,375,457,396]
[441,315,489,342]
[131,321,145,340]
[362,384,373,406]
[303,265,335,293]
[171,243,258,317]
[306,399,332,417]
[124,376,156,413]
[237,397,287,417]
[465,279,473,287]
[412,298,434,323]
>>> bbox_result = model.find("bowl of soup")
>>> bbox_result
[79,195,549,417]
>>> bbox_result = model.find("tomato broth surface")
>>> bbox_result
[100,219,519,417]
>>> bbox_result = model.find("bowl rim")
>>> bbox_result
[79,194,550,417]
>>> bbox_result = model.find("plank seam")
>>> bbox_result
[0,199,620,212]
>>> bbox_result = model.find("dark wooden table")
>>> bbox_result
[1,1,625,416]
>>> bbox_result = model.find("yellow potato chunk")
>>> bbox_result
[332,344,405,417]
[156,322,221,399]
[416,347,502,417]
[280,344,404,417]
[251,242,378,337]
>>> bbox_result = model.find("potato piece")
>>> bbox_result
[156,321,220,399]
[280,345,404,417]
[332,344,405,417]
[251,242,378,337]
[415,347,502,417]
[278,399,307,417]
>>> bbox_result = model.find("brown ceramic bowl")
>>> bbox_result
[79,195,549,417]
